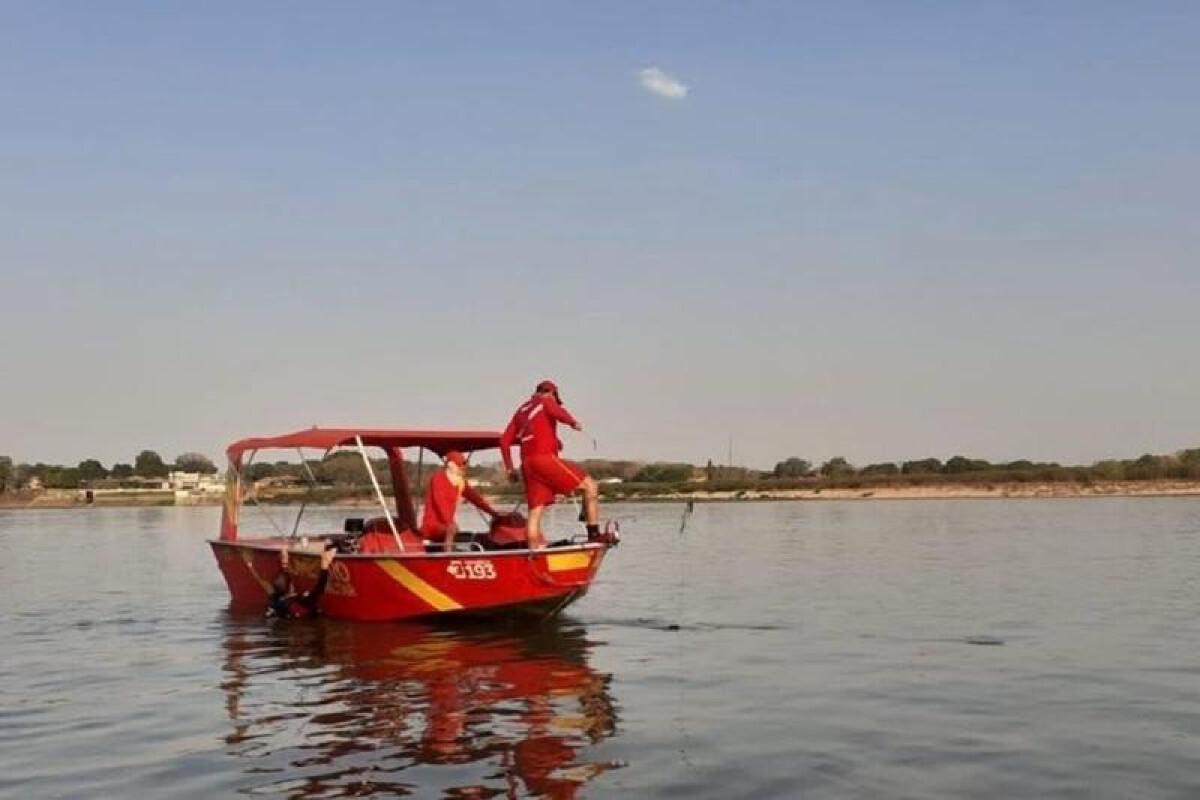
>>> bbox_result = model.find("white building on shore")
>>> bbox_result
[168,471,225,501]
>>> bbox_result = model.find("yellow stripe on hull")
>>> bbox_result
[377,560,463,612]
[547,552,592,572]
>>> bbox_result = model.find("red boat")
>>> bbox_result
[209,427,615,622]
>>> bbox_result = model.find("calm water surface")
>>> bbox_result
[2,499,1198,798]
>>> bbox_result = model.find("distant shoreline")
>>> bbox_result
[641,480,1200,502]
[3,480,1200,510]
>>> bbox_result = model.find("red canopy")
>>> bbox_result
[226,427,502,461]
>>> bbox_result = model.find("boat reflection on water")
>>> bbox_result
[219,615,621,798]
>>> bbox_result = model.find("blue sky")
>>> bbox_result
[2,2,1198,468]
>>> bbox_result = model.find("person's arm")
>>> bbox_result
[271,550,290,596]
[423,473,459,550]
[543,394,581,430]
[499,413,519,474]
[427,473,454,529]
[297,549,335,614]
[265,550,293,617]
[463,484,497,516]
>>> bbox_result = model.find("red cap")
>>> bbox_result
[536,379,559,394]
[444,451,467,467]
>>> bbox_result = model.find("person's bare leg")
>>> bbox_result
[527,505,547,549]
[580,477,599,525]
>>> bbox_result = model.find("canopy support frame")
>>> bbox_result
[355,435,404,552]
[237,451,289,539]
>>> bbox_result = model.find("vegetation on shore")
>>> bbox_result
[4,446,1200,501]
[0,450,216,492]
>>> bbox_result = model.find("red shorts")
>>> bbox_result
[522,454,587,508]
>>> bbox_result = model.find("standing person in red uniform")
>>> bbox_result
[500,380,600,549]
[420,451,498,552]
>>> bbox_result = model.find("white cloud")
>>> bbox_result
[638,67,688,99]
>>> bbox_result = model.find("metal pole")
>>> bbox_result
[240,451,288,538]
[290,447,321,538]
[414,447,425,521]
[355,435,403,551]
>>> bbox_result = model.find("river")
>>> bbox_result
[2,498,1198,798]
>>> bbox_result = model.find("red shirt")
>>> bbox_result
[420,469,496,540]
[500,393,580,472]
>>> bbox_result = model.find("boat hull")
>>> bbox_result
[209,539,607,622]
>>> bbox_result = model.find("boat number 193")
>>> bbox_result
[446,560,496,580]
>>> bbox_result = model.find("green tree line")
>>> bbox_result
[5,446,1200,494]
[763,449,1200,485]
[0,450,217,491]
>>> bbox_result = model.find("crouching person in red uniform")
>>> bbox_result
[420,451,499,552]
[501,380,600,549]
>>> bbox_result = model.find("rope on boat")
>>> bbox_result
[568,426,599,452]
[673,499,695,766]
[679,500,694,536]
[670,501,693,631]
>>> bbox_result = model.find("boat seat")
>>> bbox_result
[485,513,529,548]
[358,518,424,553]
